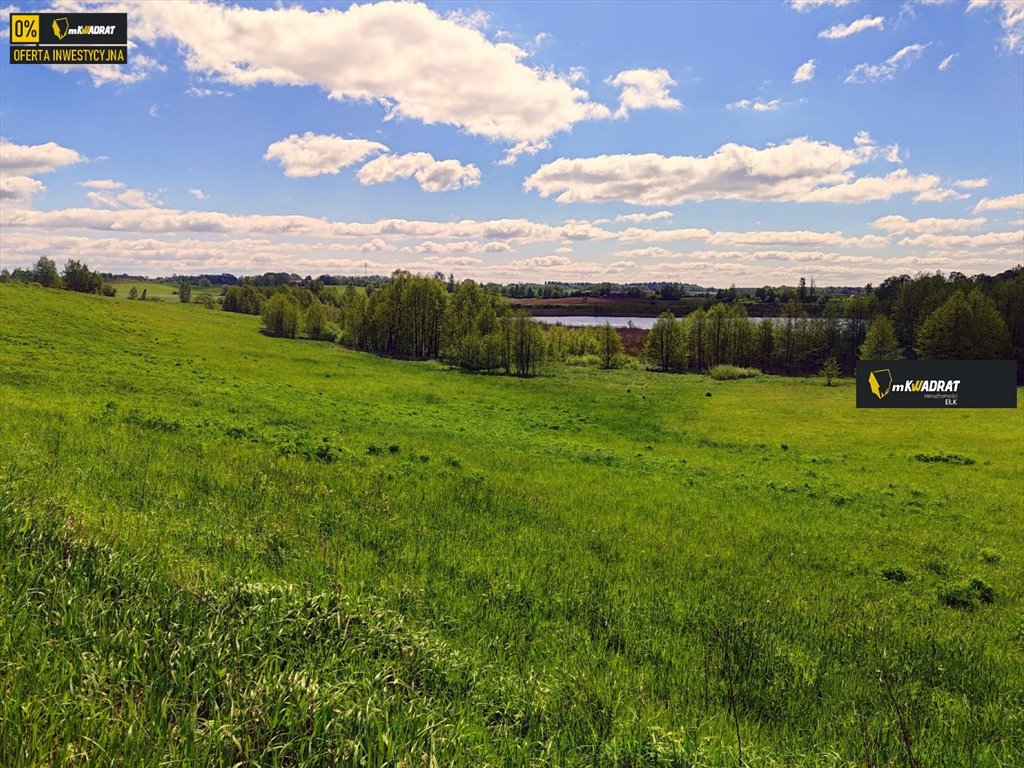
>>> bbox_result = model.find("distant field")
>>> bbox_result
[108,279,223,301]
[1,284,1021,766]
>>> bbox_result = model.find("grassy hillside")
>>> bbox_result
[1,283,1021,766]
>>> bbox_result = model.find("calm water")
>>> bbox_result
[533,315,658,329]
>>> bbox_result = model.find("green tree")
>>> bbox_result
[178,282,192,303]
[261,293,300,338]
[305,299,329,340]
[33,257,61,288]
[859,315,901,359]
[820,356,840,386]
[646,311,683,372]
[916,289,1010,359]
[62,260,102,294]
[599,322,623,369]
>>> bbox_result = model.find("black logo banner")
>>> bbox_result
[9,12,128,64]
[856,360,1017,409]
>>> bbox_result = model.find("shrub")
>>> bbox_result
[913,452,975,466]
[881,566,909,583]
[709,365,760,380]
[939,578,996,610]
[101,284,117,297]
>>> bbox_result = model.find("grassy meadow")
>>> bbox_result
[1,283,1022,766]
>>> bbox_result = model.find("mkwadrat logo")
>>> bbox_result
[867,369,893,400]
[52,18,118,39]
[856,360,1016,409]
[868,368,962,400]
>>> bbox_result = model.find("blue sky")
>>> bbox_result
[1,0,1022,285]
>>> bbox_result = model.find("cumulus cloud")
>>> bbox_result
[968,0,1024,54]
[49,52,165,87]
[0,138,84,175]
[615,210,673,223]
[264,132,388,177]
[870,215,988,234]
[523,135,955,206]
[414,240,510,254]
[122,1,611,162]
[727,98,781,111]
[613,246,678,259]
[789,0,856,11]
[0,175,45,206]
[188,188,207,200]
[357,152,481,192]
[78,179,125,190]
[792,59,816,83]
[897,230,1024,249]
[954,177,988,189]
[846,43,930,83]
[818,15,885,39]
[974,193,1024,212]
[607,68,682,118]
[86,186,162,210]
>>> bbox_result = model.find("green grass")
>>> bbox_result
[109,280,223,301]
[1,283,1022,766]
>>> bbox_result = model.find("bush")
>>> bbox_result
[709,365,760,380]
[101,283,117,297]
[939,578,996,610]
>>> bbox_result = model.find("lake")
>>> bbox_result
[532,315,818,329]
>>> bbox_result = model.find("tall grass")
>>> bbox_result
[1,284,1022,765]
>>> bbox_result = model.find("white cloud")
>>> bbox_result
[512,255,573,268]
[846,43,930,83]
[148,104,159,118]
[0,175,45,206]
[264,132,389,177]
[607,68,682,118]
[126,1,611,162]
[188,188,207,200]
[938,53,957,70]
[727,98,781,111]
[975,193,1024,212]
[954,177,988,189]
[49,52,165,87]
[445,8,490,31]
[613,246,678,259]
[0,138,84,175]
[185,86,233,98]
[801,169,963,203]
[523,136,954,206]
[357,152,481,192]
[818,15,885,39]
[86,187,163,210]
[792,59,816,83]
[615,210,673,223]
[78,179,125,190]
[870,215,988,234]
[789,0,856,11]
[414,240,510,254]
[967,0,1024,54]
[897,230,1024,249]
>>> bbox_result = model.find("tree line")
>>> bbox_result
[5,260,1021,380]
